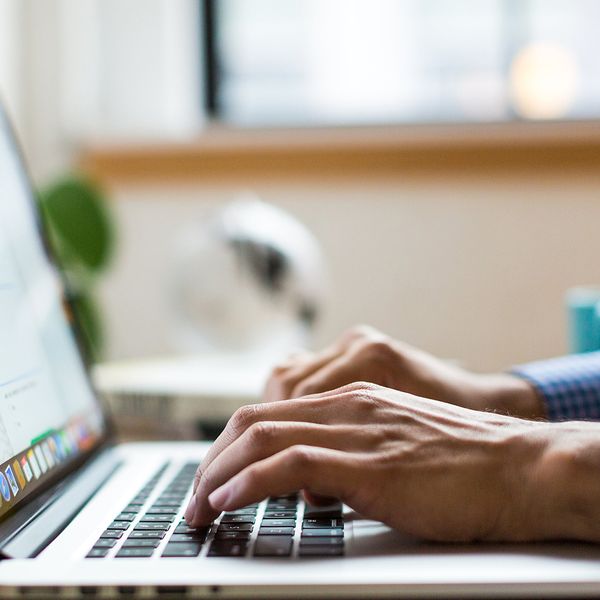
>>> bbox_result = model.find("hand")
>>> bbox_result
[185,382,558,542]
[265,325,545,419]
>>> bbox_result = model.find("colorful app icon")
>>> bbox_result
[20,456,33,482]
[42,442,54,469]
[0,472,11,501]
[34,446,48,473]
[5,466,19,496]
[53,435,65,460]
[60,431,72,456]
[12,460,26,489]
[27,450,41,479]
[47,437,59,461]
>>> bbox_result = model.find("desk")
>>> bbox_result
[92,353,273,441]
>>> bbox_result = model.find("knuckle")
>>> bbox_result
[364,338,395,361]
[247,421,277,444]
[350,381,381,393]
[351,387,385,411]
[286,444,317,469]
[270,363,290,375]
[231,404,261,432]
[274,373,297,396]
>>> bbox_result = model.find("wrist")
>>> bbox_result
[475,373,546,420]
[489,421,568,541]
[533,423,600,541]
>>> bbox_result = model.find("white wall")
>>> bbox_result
[0,0,24,138]
[98,168,600,373]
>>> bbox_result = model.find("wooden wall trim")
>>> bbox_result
[79,121,600,186]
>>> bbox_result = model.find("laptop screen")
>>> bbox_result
[0,112,105,521]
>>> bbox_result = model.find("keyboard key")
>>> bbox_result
[93,539,117,548]
[258,527,295,536]
[229,508,257,515]
[144,507,178,515]
[299,545,344,557]
[134,522,171,531]
[128,531,166,539]
[100,530,124,539]
[213,531,251,541]
[116,547,156,558]
[300,537,345,547]
[208,541,248,557]
[303,518,343,529]
[115,513,137,522]
[265,511,296,519]
[217,523,253,532]
[108,521,131,530]
[174,524,210,535]
[267,498,296,505]
[265,504,296,512]
[303,502,343,519]
[122,538,161,548]
[254,536,293,557]
[170,532,208,543]
[220,514,256,524]
[87,548,109,558]
[151,500,182,507]
[140,514,175,523]
[301,529,343,538]
[161,543,202,557]
[261,519,295,528]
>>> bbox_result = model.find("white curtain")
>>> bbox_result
[57,0,205,141]
[1,0,204,182]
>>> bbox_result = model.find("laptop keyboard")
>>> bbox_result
[86,462,344,559]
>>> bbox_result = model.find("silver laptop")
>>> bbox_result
[2,105,600,599]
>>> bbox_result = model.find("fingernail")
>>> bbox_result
[208,484,232,510]
[184,493,197,524]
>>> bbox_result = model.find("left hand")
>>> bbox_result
[185,382,556,542]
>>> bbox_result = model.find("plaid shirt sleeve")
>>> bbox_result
[512,352,600,421]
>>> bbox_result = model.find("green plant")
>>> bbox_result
[38,174,115,360]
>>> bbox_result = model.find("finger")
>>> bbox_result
[264,345,345,402]
[291,352,366,398]
[191,382,383,495]
[187,421,378,525]
[194,387,353,490]
[207,446,364,514]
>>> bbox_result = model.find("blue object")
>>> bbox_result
[566,287,600,354]
[512,351,600,421]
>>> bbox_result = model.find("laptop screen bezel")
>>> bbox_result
[0,101,114,528]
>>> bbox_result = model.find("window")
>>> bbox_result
[206,0,600,127]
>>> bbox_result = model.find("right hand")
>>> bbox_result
[186,382,564,542]
[264,325,545,419]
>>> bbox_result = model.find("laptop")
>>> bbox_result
[2,105,600,599]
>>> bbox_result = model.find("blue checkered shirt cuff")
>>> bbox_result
[512,352,600,421]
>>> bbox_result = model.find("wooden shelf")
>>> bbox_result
[79,121,600,185]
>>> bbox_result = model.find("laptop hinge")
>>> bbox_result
[0,449,122,559]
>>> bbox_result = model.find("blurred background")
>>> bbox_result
[2,0,600,377]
